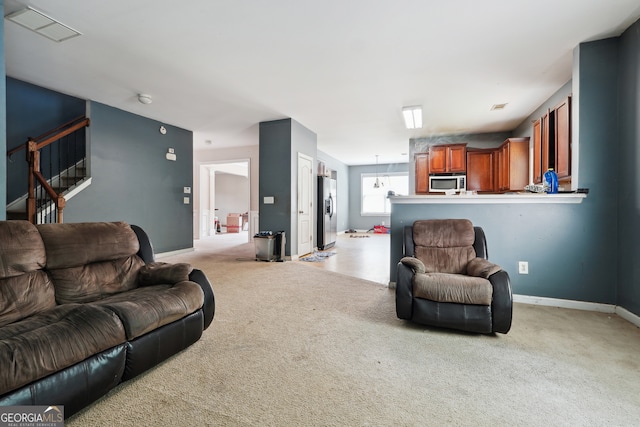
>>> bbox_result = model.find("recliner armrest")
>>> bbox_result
[467,257,502,278]
[400,256,425,274]
[138,262,193,286]
[395,261,415,320]
[488,270,512,333]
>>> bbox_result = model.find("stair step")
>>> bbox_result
[6,211,28,220]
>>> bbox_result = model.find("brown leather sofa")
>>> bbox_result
[0,221,215,418]
[396,219,512,334]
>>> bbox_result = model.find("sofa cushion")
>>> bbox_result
[412,219,476,274]
[0,220,46,279]
[37,221,140,269]
[48,256,145,304]
[413,272,493,305]
[0,304,126,396]
[92,282,205,340]
[0,271,56,328]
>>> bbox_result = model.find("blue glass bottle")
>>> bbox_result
[544,168,558,194]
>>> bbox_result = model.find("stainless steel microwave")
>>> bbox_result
[429,175,466,193]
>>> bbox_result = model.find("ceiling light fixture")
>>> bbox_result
[5,7,81,42]
[138,94,153,105]
[373,155,384,189]
[402,106,423,129]
[491,103,508,111]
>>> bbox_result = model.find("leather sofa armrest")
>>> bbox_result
[131,224,155,263]
[189,269,215,330]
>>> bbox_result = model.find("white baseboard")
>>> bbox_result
[514,294,615,313]
[615,306,640,328]
[156,247,194,259]
[514,294,640,328]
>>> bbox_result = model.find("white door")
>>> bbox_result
[297,153,314,256]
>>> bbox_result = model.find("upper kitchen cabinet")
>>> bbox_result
[554,96,571,180]
[497,138,529,192]
[532,118,543,184]
[415,152,430,194]
[429,144,467,174]
[532,96,571,183]
[467,148,496,193]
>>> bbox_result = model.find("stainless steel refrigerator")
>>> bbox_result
[317,175,337,250]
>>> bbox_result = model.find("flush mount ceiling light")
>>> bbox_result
[402,106,423,129]
[138,94,153,105]
[5,7,81,42]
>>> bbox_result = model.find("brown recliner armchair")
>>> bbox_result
[396,219,512,334]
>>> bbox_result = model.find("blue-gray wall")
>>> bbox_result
[391,34,631,313]
[259,119,292,239]
[617,19,640,315]
[349,162,409,231]
[259,118,317,256]
[64,102,194,253]
[0,2,6,220]
[5,78,86,203]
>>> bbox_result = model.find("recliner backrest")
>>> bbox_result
[412,219,476,274]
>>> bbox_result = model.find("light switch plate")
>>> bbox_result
[183,187,191,194]
[264,196,274,204]
[183,197,190,205]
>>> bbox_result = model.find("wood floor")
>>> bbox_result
[192,230,391,285]
[300,232,390,285]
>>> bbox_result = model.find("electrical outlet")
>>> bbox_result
[518,261,529,274]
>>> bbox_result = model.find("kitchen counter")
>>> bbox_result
[389,193,586,204]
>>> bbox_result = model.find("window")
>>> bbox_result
[361,172,408,215]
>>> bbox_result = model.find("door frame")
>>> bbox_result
[196,158,251,241]
[297,152,314,256]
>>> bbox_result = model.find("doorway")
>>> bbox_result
[198,160,251,243]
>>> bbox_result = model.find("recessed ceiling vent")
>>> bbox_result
[5,7,81,42]
[491,103,508,111]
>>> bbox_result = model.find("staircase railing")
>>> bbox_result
[7,115,90,224]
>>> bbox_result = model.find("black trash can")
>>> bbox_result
[273,231,286,262]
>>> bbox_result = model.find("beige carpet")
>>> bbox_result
[67,242,640,426]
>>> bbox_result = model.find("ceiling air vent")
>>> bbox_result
[491,103,508,111]
[5,7,81,42]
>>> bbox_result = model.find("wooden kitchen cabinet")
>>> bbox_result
[532,119,542,184]
[554,96,571,179]
[532,96,571,183]
[496,138,529,192]
[429,144,466,174]
[467,149,496,192]
[415,152,429,194]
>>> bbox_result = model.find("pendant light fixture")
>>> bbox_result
[374,155,383,189]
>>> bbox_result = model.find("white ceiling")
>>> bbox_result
[5,1,640,165]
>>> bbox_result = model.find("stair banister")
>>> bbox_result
[7,115,89,224]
